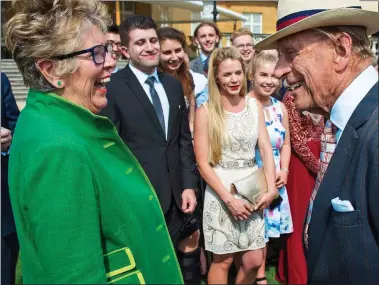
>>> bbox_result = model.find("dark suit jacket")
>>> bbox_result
[1,72,20,236]
[189,56,204,74]
[306,82,379,284]
[99,65,198,213]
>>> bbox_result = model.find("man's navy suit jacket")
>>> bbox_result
[306,82,379,284]
[1,72,20,236]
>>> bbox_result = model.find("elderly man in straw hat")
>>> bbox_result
[255,0,379,284]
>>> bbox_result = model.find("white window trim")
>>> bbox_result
[191,11,201,36]
[242,13,262,35]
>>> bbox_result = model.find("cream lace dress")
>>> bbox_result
[203,97,266,254]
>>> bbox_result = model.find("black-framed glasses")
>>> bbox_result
[106,40,121,50]
[106,40,122,60]
[53,43,113,64]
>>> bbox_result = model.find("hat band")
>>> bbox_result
[276,6,361,31]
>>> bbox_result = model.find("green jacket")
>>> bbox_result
[9,89,183,284]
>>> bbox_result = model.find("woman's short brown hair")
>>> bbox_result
[4,0,111,92]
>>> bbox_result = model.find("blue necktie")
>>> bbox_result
[145,76,165,134]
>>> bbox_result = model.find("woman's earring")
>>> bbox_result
[57,80,62,87]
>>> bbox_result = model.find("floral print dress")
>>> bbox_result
[255,97,293,241]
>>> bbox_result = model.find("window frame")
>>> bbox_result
[242,13,263,35]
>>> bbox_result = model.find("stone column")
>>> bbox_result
[201,1,217,21]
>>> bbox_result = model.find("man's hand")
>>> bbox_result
[181,189,197,214]
[1,127,12,152]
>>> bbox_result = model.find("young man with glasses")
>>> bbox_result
[106,24,122,73]
[99,15,201,284]
[231,28,256,91]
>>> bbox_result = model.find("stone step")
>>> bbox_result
[13,89,27,93]
[11,86,28,90]
[9,78,24,81]
[1,69,21,73]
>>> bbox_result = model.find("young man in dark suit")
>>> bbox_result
[256,0,379,284]
[99,15,200,284]
[1,72,20,284]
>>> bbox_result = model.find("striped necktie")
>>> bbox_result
[304,119,338,248]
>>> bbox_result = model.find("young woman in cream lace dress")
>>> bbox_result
[194,47,278,285]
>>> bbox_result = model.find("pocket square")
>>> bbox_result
[331,197,354,212]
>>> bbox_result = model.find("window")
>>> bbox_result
[191,11,202,37]
[120,1,134,21]
[242,13,262,34]
[159,6,169,28]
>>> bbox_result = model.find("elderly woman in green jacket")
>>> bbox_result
[4,0,183,284]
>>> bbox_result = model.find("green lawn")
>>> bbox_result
[266,265,280,284]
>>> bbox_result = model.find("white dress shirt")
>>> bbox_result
[330,65,378,143]
[189,70,208,97]
[129,63,170,139]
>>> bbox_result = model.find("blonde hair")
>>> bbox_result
[4,0,111,92]
[207,47,247,165]
[251,49,279,75]
[231,27,254,43]
[251,50,281,96]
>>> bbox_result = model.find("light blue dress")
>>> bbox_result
[255,97,293,241]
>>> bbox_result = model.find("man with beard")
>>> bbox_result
[255,0,379,284]
[99,15,200,284]
[231,28,256,91]
[190,21,221,74]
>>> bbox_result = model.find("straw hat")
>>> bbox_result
[255,0,379,50]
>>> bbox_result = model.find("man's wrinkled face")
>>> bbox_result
[275,30,335,112]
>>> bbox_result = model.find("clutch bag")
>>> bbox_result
[230,167,268,204]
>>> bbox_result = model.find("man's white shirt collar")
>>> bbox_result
[199,52,208,64]
[129,62,160,85]
[330,65,378,132]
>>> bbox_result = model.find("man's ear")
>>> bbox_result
[36,59,64,88]
[333,32,352,73]
[119,46,130,59]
